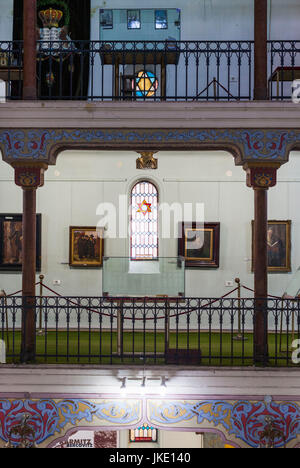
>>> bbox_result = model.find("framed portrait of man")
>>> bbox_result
[178,222,220,268]
[69,227,104,267]
[251,220,291,273]
[0,214,42,271]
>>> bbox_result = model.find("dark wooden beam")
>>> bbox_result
[23,0,37,100]
[254,0,268,100]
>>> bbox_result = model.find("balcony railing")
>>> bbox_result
[1,295,299,366]
[0,40,299,101]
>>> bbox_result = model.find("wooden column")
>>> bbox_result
[254,0,268,100]
[245,163,279,365]
[13,163,47,362]
[23,0,37,100]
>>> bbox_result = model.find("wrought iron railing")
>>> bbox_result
[0,40,299,101]
[1,295,300,366]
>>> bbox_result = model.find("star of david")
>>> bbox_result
[135,71,158,98]
[137,200,152,215]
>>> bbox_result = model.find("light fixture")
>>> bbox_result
[120,377,127,396]
[140,376,146,394]
[160,376,167,395]
[118,375,168,396]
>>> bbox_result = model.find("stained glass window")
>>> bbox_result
[135,70,159,98]
[129,424,158,443]
[130,181,159,260]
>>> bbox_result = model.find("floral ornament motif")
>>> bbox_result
[254,172,273,187]
[0,399,142,446]
[148,397,300,448]
[242,131,288,160]
[0,399,60,445]
[230,397,300,448]
[1,128,299,164]
[14,166,45,188]
[18,173,39,187]
[246,166,278,189]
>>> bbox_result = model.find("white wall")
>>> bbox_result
[1,1,300,41]
[0,0,13,41]
[91,0,300,41]
[0,149,300,301]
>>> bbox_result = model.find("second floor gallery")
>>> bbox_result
[0,0,299,101]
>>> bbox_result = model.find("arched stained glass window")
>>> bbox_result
[130,181,159,259]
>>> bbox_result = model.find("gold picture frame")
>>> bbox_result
[251,220,291,273]
[178,222,220,268]
[69,226,104,268]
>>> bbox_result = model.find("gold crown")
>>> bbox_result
[38,8,63,28]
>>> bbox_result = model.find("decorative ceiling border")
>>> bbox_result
[1,128,300,165]
[0,396,300,448]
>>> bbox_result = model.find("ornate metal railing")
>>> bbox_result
[1,295,299,366]
[0,39,298,101]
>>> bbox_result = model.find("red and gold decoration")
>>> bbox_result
[38,7,64,28]
[13,164,47,189]
[244,163,280,189]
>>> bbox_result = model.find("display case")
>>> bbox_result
[102,257,185,297]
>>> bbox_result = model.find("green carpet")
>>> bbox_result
[2,330,296,366]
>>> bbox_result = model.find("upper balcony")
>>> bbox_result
[0,39,299,101]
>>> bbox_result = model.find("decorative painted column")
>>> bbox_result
[244,163,280,365]
[13,163,47,362]
[23,0,37,100]
[254,0,268,100]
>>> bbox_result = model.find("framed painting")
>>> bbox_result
[69,227,104,268]
[100,9,113,29]
[178,222,220,268]
[155,10,168,29]
[251,220,291,273]
[127,9,141,29]
[0,214,41,271]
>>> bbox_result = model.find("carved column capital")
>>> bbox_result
[12,162,48,190]
[244,162,281,190]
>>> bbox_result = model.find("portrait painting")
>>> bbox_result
[69,227,104,267]
[127,9,141,29]
[0,214,41,271]
[178,222,220,268]
[251,220,291,273]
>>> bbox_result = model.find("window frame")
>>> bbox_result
[129,179,159,261]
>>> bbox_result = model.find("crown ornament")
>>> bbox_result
[38,8,63,28]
